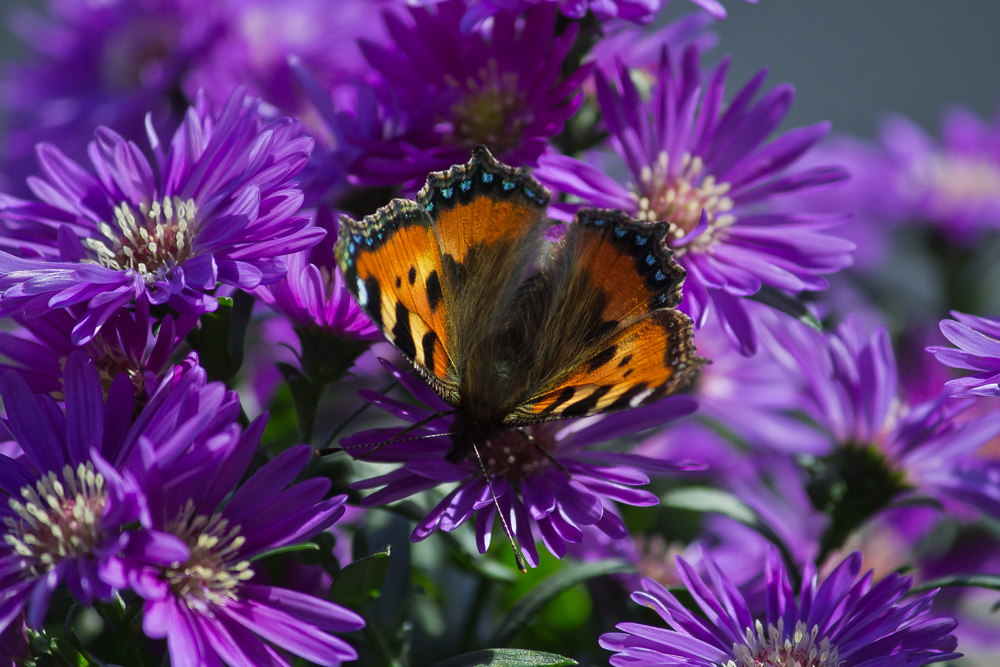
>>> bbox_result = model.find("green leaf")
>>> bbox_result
[910,573,1000,595]
[329,545,392,610]
[431,649,577,667]
[661,487,757,524]
[251,541,320,561]
[276,362,320,442]
[187,290,255,382]
[488,559,633,647]
[748,285,822,332]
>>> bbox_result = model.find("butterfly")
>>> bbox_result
[335,146,704,467]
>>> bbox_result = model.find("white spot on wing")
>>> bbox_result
[357,277,368,306]
[629,388,654,408]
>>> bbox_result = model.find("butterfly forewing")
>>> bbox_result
[336,199,460,402]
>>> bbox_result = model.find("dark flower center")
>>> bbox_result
[87,197,197,279]
[448,60,527,154]
[728,619,840,667]
[3,464,107,577]
[84,337,146,400]
[633,151,735,253]
[477,424,558,482]
[165,503,254,611]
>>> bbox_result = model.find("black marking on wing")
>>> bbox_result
[408,266,417,285]
[539,386,576,417]
[426,270,443,313]
[364,277,382,330]
[561,386,613,417]
[392,301,417,360]
[618,354,633,367]
[422,331,438,375]
[587,345,618,372]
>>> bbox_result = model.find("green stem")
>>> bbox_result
[363,614,405,667]
[319,380,400,451]
[96,600,145,667]
[458,576,493,653]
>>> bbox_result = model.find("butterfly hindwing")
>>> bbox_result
[504,208,702,425]
[336,199,459,402]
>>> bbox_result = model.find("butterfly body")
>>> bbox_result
[336,147,703,466]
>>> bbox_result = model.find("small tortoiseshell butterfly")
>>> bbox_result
[335,146,704,466]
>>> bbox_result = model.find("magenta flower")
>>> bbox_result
[767,316,1000,529]
[0,0,222,189]
[603,549,960,667]
[928,312,1000,398]
[0,296,192,400]
[536,45,852,355]
[880,108,1000,242]
[0,352,145,631]
[0,87,320,344]
[80,357,364,665]
[348,0,593,187]
[342,360,700,568]
[254,208,377,339]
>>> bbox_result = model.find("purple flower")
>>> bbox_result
[187,0,397,129]
[100,362,364,665]
[602,549,960,667]
[348,0,593,187]
[254,207,378,340]
[403,0,662,32]
[928,311,1000,398]
[0,87,320,343]
[879,108,1000,242]
[0,351,144,632]
[0,296,192,400]
[0,0,222,190]
[343,359,700,568]
[535,45,852,355]
[766,315,1000,525]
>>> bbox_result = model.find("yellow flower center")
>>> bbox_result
[4,463,107,577]
[448,60,527,154]
[634,151,735,254]
[87,196,197,280]
[165,501,254,612]
[728,620,841,667]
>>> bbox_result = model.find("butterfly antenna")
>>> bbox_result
[516,427,572,479]
[472,442,527,574]
[317,410,456,458]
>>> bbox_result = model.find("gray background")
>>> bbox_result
[662,0,1000,139]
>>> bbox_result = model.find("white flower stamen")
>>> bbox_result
[726,619,841,667]
[633,150,735,255]
[4,463,107,576]
[86,196,197,281]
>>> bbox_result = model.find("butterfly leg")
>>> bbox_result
[472,442,528,574]
[515,427,572,479]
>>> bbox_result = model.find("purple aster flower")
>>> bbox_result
[403,0,662,32]
[0,87,320,344]
[0,351,146,632]
[602,548,960,667]
[879,108,1000,242]
[254,207,378,340]
[766,315,1000,552]
[342,359,700,568]
[928,311,1000,398]
[187,0,398,130]
[0,296,192,400]
[107,409,363,665]
[0,0,222,191]
[535,45,852,355]
[348,0,593,187]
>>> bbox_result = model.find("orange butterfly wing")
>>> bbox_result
[337,200,458,400]
[336,147,551,404]
[504,209,703,425]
